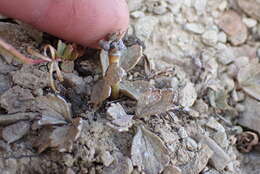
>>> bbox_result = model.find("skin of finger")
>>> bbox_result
[0,0,129,47]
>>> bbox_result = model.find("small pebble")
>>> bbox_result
[178,127,188,139]
[184,23,205,34]
[243,17,257,28]
[218,32,227,43]
[131,11,145,19]
[185,137,198,151]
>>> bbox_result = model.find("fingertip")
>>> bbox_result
[0,0,129,47]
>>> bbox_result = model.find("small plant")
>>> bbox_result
[101,32,126,99]
[0,38,83,92]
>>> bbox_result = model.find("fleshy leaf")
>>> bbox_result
[37,118,83,153]
[131,126,170,174]
[136,89,175,117]
[56,40,66,58]
[35,94,72,125]
[49,118,83,152]
[120,44,143,72]
[120,80,154,100]
[105,63,126,86]
[90,79,111,107]
[106,103,134,132]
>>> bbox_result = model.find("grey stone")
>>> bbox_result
[238,97,260,134]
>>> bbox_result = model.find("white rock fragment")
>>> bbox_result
[202,30,218,46]
[184,23,205,34]
[179,81,197,107]
[243,17,257,28]
[178,127,188,139]
[193,0,207,15]
[216,43,235,65]
[218,32,227,43]
[206,117,225,132]
[218,1,227,11]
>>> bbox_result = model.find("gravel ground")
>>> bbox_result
[0,0,260,174]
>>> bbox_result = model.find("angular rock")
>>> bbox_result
[106,103,134,132]
[179,81,197,107]
[180,144,213,174]
[103,152,133,174]
[12,65,49,90]
[0,86,34,113]
[237,62,260,101]
[238,97,260,134]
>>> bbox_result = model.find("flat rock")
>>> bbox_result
[12,65,49,90]
[2,121,30,143]
[0,86,35,113]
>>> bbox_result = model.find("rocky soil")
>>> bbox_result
[0,0,260,174]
